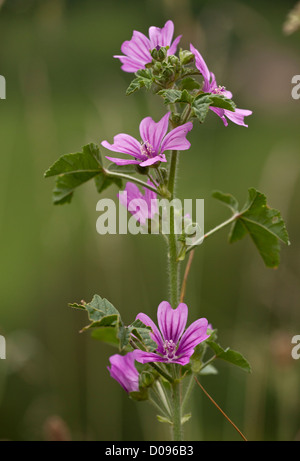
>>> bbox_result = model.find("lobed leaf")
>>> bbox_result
[126,69,153,95]
[158,88,192,105]
[129,319,157,352]
[213,188,290,268]
[192,93,236,124]
[70,294,129,351]
[45,143,122,205]
[206,340,251,373]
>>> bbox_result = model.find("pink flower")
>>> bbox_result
[107,351,140,393]
[134,301,210,366]
[114,20,182,73]
[118,180,158,226]
[190,44,252,127]
[101,112,193,168]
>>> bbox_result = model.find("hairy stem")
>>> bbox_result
[167,150,180,308]
[167,151,183,440]
[172,379,183,441]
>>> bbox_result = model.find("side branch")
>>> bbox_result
[186,213,240,254]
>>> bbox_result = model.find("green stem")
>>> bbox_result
[186,213,240,254]
[104,168,161,195]
[149,363,174,384]
[172,379,183,441]
[167,150,180,308]
[167,152,183,440]
[181,373,196,415]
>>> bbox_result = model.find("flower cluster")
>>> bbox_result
[190,44,252,127]
[108,301,209,393]
[114,20,182,72]
[105,19,251,393]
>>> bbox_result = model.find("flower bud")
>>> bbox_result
[150,48,159,60]
[157,46,167,62]
[135,164,149,175]
[179,49,194,65]
[141,371,155,388]
[152,61,163,75]
[168,55,180,67]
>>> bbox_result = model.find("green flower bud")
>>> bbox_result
[168,55,180,67]
[135,164,149,175]
[157,46,167,62]
[150,48,159,60]
[141,371,155,388]
[152,61,163,75]
[179,49,194,65]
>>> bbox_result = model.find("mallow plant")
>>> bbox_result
[45,20,290,441]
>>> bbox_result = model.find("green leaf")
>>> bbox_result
[126,69,153,95]
[213,188,290,268]
[206,93,236,111]
[212,191,239,213]
[90,326,120,347]
[199,364,218,375]
[129,388,149,401]
[129,319,157,352]
[181,413,192,424]
[156,415,172,425]
[191,94,212,123]
[178,77,200,91]
[206,340,251,373]
[192,93,236,123]
[158,89,192,105]
[70,295,129,351]
[94,171,122,194]
[44,143,102,177]
[45,143,122,204]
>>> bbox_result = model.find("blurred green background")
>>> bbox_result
[0,0,300,441]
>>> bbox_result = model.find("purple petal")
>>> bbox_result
[108,352,140,393]
[157,301,188,344]
[160,20,174,46]
[209,107,229,126]
[121,31,152,63]
[176,318,209,358]
[101,133,142,158]
[128,197,150,225]
[133,349,166,365]
[135,313,164,353]
[160,122,193,152]
[168,34,182,55]
[223,108,252,127]
[190,44,211,91]
[139,154,167,167]
[139,112,171,154]
[114,30,152,72]
[105,156,141,166]
[119,182,141,206]
[119,182,157,225]
[113,55,146,73]
[149,20,173,49]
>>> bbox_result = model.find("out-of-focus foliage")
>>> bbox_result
[283,1,300,35]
